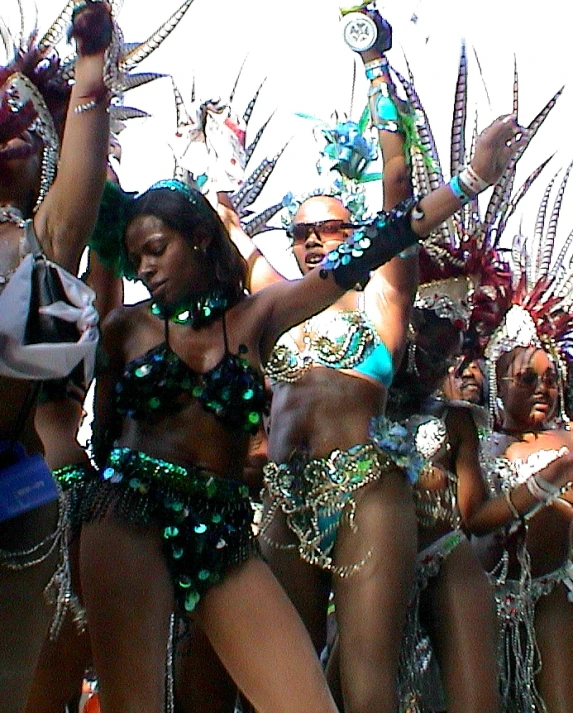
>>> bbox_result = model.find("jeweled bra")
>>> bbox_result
[265,294,393,386]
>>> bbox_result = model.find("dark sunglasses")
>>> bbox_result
[501,370,558,390]
[286,219,355,243]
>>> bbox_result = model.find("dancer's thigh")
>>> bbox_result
[260,503,331,653]
[0,500,59,713]
[535,582,573,713]
[174,620,237,713]
[195,557,338,713]
[333,471,417,713]
[424,539,499,713]
[80,515,174,713]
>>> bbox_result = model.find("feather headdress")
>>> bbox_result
[281,103,382,225]
[484,164,573,426]
[395,45,559,346]
[170,66,287,238]
[0,0,195,207]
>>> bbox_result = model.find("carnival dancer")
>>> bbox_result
[183,9,529,713]
[21,3,197,708]
[472,166,573,713]
[0,1,120,709]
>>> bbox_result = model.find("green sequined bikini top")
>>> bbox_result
[115,314,264,434]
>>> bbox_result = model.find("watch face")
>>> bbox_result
[342,12,377,52]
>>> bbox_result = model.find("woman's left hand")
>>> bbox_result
[470,114,529,185]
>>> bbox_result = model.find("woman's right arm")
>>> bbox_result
[35,2,115,273]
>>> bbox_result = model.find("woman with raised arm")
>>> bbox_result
[76,102,518,713]
[0,2,116,710]
[213,14,523,712]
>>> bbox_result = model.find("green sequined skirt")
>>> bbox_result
[53,462,98,538]
[80,447,258,612]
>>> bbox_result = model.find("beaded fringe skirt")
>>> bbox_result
[80,447,258,613]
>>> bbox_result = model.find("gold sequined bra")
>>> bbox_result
[265,302,393,387]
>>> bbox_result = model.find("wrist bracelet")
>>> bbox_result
[73,88,110,114]
[447,175,471,206]
[364,57,390,81]
[458,165,490,197]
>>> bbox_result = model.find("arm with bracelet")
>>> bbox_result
[343,9,419,363]
[467,449,573,535]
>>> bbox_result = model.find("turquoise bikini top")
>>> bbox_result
[115,314,264,435]
[265,294,393,387]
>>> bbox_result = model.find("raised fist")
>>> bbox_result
[68,1,114,56]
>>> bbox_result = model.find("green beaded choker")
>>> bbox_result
[150,289,231,329]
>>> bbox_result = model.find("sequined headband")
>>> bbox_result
[89,179,204,278]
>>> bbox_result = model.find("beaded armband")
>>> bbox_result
[368,82,401,133]
[319,196,418,289]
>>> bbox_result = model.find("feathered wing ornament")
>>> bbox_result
[484,165,573,426]
[391,44,561,360]
[170,67,287,237]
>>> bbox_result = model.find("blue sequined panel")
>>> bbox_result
[115,342,265,434]
[80,448,258,612]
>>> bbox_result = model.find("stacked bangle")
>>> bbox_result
[458,165,490,197]
[364,57,390,82]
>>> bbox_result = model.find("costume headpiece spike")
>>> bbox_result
[243,78,265,126]
[511,55,519,114]
[449,42,468,177]
[484,86,563,242]
[496,155,552,245]
[38,0,75,50]
[245,112,275,165]
[119,0,194,72]
[541,161,573,277]
[229,55,247,105]
[533,171,557,272]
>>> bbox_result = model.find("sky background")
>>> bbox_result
[4,0,569,444]
[4,0,573,284]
